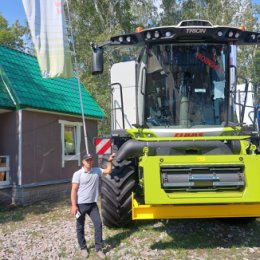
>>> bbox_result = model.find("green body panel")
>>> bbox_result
[139,154,260,205]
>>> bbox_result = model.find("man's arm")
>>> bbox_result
[102,153,116,175]
[71,182,79,215]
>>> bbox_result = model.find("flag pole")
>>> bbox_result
[65,0,89,154]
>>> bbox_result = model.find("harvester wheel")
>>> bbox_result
[100,162,136,227]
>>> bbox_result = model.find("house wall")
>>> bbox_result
[0,112,19,205]
[0,112,19,182]
[0,109,100,206]
[22,110,98,184]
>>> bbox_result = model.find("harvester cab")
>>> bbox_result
[92,20,260,227]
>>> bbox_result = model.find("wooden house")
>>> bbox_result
[0,45,105,205]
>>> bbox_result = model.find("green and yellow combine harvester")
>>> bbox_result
[91,20,260,227]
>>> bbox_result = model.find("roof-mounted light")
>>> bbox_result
[235,32,240,38]
[251,34,256,40]
[154,30,160,38]
[146,32,152,39]
[228,31,234,37]
[217,31,223,37]
[165,31,172,37]
[110,34,138,45]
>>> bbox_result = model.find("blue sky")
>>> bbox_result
[0,0,27,25]
[0,0,260,26]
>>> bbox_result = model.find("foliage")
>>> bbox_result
[1,1,259,136]
[67,0,155,135]
[0,14,28,51]
[158,0,256,26]
[253,47,260,84]
[159,0,259,81]
[66,0,259,135]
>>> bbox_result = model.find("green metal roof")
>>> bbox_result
[0,45,105,119]
[0,67,15,110]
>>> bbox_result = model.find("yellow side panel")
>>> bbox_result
[132,196,260,220]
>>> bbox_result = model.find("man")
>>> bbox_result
[71,153,115,259]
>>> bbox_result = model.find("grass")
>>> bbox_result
[0,198,70,232]
[1,199,260,259]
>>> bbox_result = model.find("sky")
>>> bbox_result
[0,0,260,27]
[0,0,27,25]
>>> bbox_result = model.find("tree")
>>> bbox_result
[0,14,28,51]
[158,0,259,81]
[67,0,259,135]
[67,0,155,135]
[250,1,260,84]
[159,0,255,27]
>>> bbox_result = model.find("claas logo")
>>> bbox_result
[174,132,203,137]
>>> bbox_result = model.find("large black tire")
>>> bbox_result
[100,162,137,227]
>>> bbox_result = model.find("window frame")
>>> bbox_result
[0,156,10,186]
[59,120,82,167]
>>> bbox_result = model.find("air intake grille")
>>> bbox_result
[161,165,244,191]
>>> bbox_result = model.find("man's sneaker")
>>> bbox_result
[96,250,106,259]
[80,249,89,258]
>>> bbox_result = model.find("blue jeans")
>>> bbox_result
[76,203,103,252]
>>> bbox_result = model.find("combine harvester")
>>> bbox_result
[92,20,260,227]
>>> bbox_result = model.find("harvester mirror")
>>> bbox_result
[92,47,104,75]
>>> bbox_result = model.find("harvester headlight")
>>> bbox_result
[228,31,234,37]
[217,31,223,37]
[118,36,124,43]
[251,34,256,40]
[154,30,160,38]
[146,32,152,39]
[126,36,131,43]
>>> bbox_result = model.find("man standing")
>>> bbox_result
[71,153,115,259]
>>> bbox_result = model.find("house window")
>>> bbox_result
[65,126,76,155]
[0,156,10,186]
[59,120,82,167]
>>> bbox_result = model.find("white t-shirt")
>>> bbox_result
[72,167,103,204]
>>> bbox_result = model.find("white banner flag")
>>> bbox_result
[22,0,73,78]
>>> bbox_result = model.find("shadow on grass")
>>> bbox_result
[149,218,260,250]
[0,197,70,224]
[103,217,260,253]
